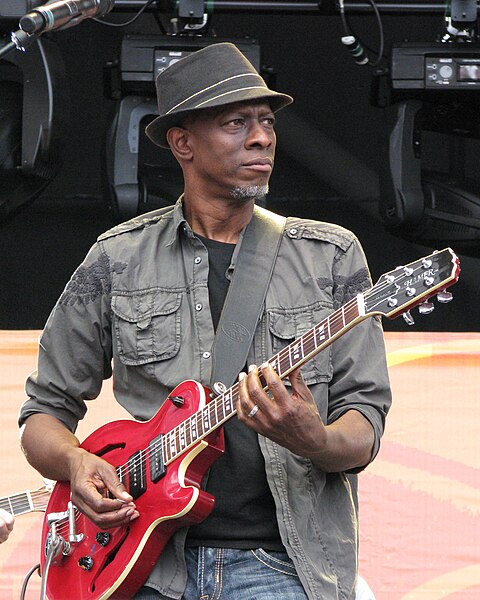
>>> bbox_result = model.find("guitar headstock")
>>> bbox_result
[365,248,460,321]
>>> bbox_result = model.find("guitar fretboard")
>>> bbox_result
[161,295,364,465]
[0,488,50,516]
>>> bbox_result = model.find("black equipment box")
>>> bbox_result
[391,43,480,90]
[120,35,261,95]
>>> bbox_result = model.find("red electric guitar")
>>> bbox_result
[40,248,460,599]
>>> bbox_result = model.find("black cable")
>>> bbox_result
[340,0,386,67]
[367,0,384,67]
[20,563,40,600]
[92,0,156,28]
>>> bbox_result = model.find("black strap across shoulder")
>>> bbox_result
[209,205,286,389]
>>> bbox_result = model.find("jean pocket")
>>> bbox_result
[250,549,298,577]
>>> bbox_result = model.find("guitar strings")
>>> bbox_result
[114,257,446,480]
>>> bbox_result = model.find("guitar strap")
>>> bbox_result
[209,205,286,389]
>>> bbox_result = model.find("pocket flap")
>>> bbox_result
[112,290,182,325]
[268,311,296,340]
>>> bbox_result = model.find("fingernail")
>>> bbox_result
[238,372,246,381]
[248,364,256,373]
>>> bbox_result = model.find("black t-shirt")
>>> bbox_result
[186,235,284,550]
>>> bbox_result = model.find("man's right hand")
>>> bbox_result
[20,413,139,529]
[68,448,139,529]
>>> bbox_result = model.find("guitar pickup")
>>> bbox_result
[127,450,147,499]
[149,434,166,483]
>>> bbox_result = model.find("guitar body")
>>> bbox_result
[40,380,224,600]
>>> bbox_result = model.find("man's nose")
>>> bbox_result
[245,120,274,147]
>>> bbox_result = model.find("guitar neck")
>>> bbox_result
[0,487,50,516]
[162,295,365,465]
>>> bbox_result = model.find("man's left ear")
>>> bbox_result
[167,127,193,161]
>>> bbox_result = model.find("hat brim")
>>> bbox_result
[145,88,293,149]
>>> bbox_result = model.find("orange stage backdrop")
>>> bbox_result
[0,330,479,599]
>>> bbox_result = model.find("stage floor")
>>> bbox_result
[0,331,479,599]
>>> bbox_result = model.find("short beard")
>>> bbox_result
[230,184,269,202]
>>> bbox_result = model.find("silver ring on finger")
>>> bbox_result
[248,404,259,418]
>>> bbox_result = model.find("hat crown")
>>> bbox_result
[156,43,265,117]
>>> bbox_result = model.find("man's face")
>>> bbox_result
[182,100,276,200]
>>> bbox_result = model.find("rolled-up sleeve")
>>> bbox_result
[326,238,392,468]
[18,243,114,432]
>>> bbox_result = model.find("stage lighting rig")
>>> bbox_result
[377,0,480,255]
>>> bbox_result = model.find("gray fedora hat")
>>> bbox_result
[145,42,293,148]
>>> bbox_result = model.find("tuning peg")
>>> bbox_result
[437,290,453,303]
[418,300,435,315]
[402,310,415,326]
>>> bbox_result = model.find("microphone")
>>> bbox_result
[341,35,369,66]
[19,0,114,35]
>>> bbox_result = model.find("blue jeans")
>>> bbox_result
[133,546,308,599]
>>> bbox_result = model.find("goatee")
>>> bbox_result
[230,185,269,202]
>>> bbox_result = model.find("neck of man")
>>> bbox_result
[182,191,255,244]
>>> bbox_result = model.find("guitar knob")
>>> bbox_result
[418,301,435,315]
[95,531,111,547]
[402,311,415,326]
[437,290,453,303]
[168,395,185,407]
[78,555,94,571]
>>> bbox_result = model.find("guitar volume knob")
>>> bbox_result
[95,531,111,546]
[78,555,94,571]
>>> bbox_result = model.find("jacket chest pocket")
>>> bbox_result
[112,290,182,366]
[267,302,333,385]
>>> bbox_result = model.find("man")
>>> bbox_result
[19,43,391,598]
[0,509,14,543]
